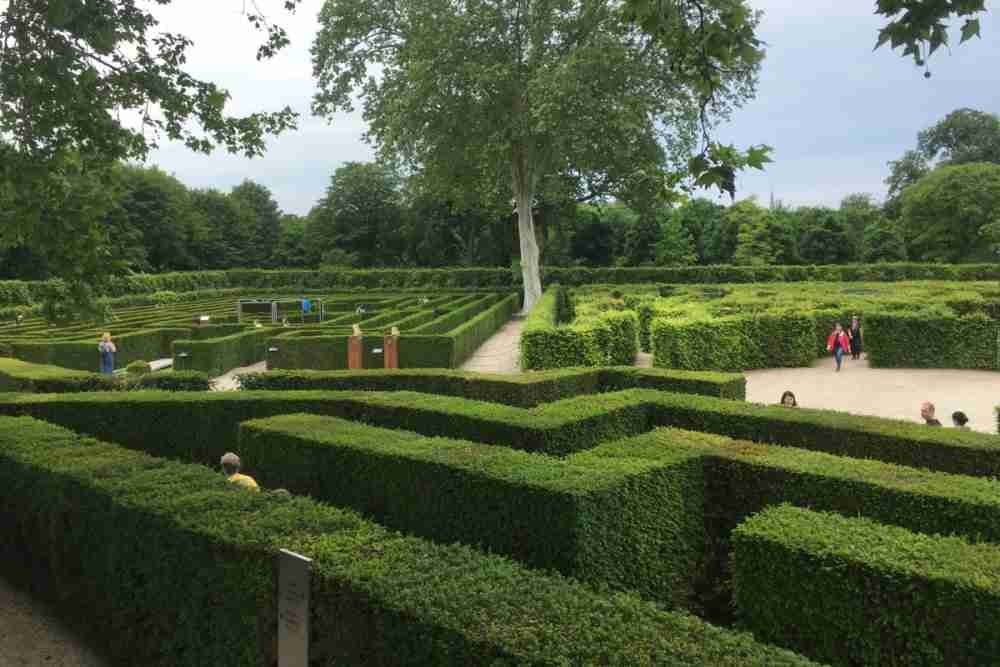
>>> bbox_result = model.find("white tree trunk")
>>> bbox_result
[513,154,542,313]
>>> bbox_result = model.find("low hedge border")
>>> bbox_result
[732,505,1000,666]
[0,358,209,392]
[240,414,704,608]
[238,366,746,404]
[11,327,191,372]
[0,416,817,666]
[521,287,639,370]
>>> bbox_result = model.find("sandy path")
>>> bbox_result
[211,361,267,391]
[460,317,524,374]
[746,357,1000,434]
[0,574,106,666]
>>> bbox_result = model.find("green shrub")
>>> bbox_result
[126,371,211,392]
[239,414,704,607]
[11,327,191,372]
[0,358,117,392]
[732,505,1000,666]
[0,416,816,666]
[126,360,152,375]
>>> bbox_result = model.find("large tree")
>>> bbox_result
[311,0,766,311]
[230,180,284,267]
[730,199,775,266]
[900,162,1000,263]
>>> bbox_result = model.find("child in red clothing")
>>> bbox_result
[826,323,851,372]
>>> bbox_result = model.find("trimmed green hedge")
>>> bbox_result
[172,328,274,376]
[521,288,639,370]
[0,358,209,392]
[732,505,1000,666]
[12,327,191,372]
[0,416,817,666]
[239,366,747,404]
[866,310,1000,369]
[240,414,704,607]
[652,313,816,372]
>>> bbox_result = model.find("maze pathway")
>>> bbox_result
[459,314,524,374]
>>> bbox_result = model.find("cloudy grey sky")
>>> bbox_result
[144,1,1000,215]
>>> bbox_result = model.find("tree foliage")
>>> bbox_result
[730,199,775,266]
[862,220,908,263]
[900,162,1000,263]
[796,207,854,265]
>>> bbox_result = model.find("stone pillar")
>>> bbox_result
[384,328,400,369]
[348,324,363,370]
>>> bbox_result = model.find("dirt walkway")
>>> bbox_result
[211,361,267,391]
[0,574,106,666]
[460,317,524,374]
[746,357,1000,434]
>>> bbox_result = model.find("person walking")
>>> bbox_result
[952,411,970,430]
[848,315,863,360]
[98,333,117,375]
[780,390,798,407]
[920,402,942,427]
[826,323,850,372]
[220,452,260,492]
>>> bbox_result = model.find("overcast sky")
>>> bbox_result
[144,1,1000,215]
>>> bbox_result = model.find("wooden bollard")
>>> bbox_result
[348,324,363,370]
[384,327,400,369]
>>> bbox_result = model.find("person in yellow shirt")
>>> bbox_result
[220,452,260,492]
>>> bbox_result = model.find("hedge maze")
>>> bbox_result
[0,290,517,375]
[1,365,999,665]
[523,280,1000,371]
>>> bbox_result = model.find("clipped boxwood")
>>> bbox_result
[0,416,817,666]
[0,358,118,392]
[126,360,152,375]
[732,505,1000,666]
[172,328,273,376]
[866,310,1000,369]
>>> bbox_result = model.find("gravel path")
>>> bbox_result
[211,361,267,391]
[0,574,106,666]
[460,317,524,374]
[746,356,1000,433]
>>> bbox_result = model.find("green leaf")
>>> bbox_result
[960,19,981,43]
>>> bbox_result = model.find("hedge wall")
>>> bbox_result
[521,288,638,370]
[652,313,815,372]
[5,263,999,308]
[240,414,704,607]
[732,505,1000,666]
[0,416,817,666]
[0,358,209,392]
[11,327,191,372]
[239,366,747,404]
[172,328,274,376]
[865,310,1000,369]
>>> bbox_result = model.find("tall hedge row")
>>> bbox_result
[11,327,190,372]
[240,414,705,607]
[652,313,815,372]
[865,310,1000,369]
[0,416,818,666]
[0,358,209,392]
[732,505,1000,666]
[521,287,638,370]
[4,263,999,308]
[172,328,274,376]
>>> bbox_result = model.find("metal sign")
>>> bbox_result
[278,548,312,667]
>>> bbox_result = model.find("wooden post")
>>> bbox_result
[348,324,363,369]
[384,327,399,369]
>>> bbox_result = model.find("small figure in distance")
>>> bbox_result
[98,332,117,375]
[825,322,851,372]
[920,401,942,427]
[352,323,362,337]
[220,452,260,492]
[780,390,798,407]
[15,313,23,327]
[848,315,863,361]
[281,317,290,328]
[252,318,262,329]
[952,411,970,431]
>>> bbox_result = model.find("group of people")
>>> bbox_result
[780,392,972,430]
[825,316,863,372]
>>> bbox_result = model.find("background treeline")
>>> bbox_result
[3,109,998,280]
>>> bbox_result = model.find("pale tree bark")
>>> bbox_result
[512,147,542,313]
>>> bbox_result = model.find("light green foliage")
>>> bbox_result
[656,208,698,266]
[861,219,908,263]
[901,162,1000,262]
[729,199,776,266]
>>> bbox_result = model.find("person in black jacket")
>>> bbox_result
[848,316,862,360]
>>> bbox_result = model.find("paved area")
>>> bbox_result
[0,574,106,666]
[460,317,524,374]
[211,361,267,391]
[746,357,1000,434]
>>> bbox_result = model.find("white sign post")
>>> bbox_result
[278,548,312,667]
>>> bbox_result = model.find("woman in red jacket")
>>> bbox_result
[826,322,851,372]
